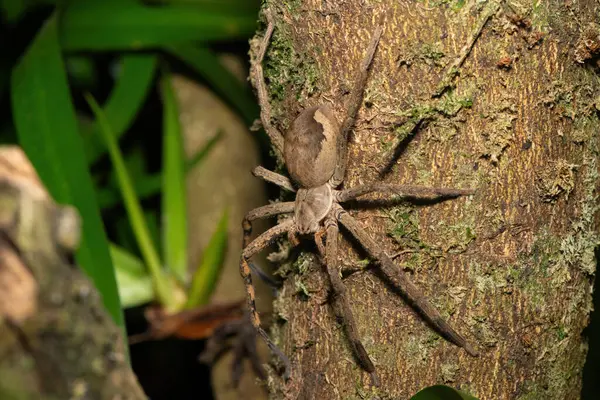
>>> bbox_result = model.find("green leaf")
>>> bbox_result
[96,146,147,210]
[96,131,222,209]
[410,385,479,400]
[82,54,157,165]
[85,92,178,310]
[166,45,259,125]
[102,145,148,201]
[60,3,257,51]
[185,130,223,170]
[145,210,162,261]
[185,209,228,308]
[160,72,188,283]
[110,244,154,308]
[10,13,123,327]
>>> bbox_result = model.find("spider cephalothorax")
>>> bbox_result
[294,185,333,234]
[241,10,478,386]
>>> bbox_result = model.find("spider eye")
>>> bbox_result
[296,220,319,235]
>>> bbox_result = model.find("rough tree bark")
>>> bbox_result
[250,0,600,399]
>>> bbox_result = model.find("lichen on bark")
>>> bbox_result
[251,0,600,398]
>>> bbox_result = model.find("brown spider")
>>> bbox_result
[241,11,478,386]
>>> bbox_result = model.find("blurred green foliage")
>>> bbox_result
[3,0,260,329]
[10,13,123,325]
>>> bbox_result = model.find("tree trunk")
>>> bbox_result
[0,147,146,400]
[253,0,600,399]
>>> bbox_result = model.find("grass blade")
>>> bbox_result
[185,130,223,171]
[96,131,222,209]
[85,93,178,310]
[186,209,228,308]
[167,45,258,125]
[110,244,154,308]
[82,54,157,165]
[160,73,188,283]
[10,13,123,327]
[60,3,257,51]
[146,210,162,261]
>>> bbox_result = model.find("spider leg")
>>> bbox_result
[336,183,474,203]
[331,24,383,187]
[241,313,268,383]
[252,166,295,193]
[315,219,380,387]
[243,202,295,289]
[199,313,268,388]
[230,329,250,388]
[240,218,295,378]
[243,202,295,247]
[198,321,239,365]
[333,204,479,357]
[251,9,285,158]
[248,261,282,293]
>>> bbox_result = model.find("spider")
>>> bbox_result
[240,11,478,386]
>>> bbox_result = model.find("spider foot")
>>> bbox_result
[463,341,480,357]
[369,371,381,388]
[257,328,291,380]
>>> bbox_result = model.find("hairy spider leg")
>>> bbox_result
[242,202,295,289]
[198,320,240,365]
[243,202,295,247]
[199,314,268,388]
[239,218,295,378]
[336,183,475,203]
[231,314,268,387]
[315,218,380,387]
[251,10,285,159]
[331,25,383,187]
[252,166,296,193]
[247,261,282,292]
[333,204,479,357]
[240,313,269,385]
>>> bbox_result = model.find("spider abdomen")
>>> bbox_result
[284,105,339,188]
